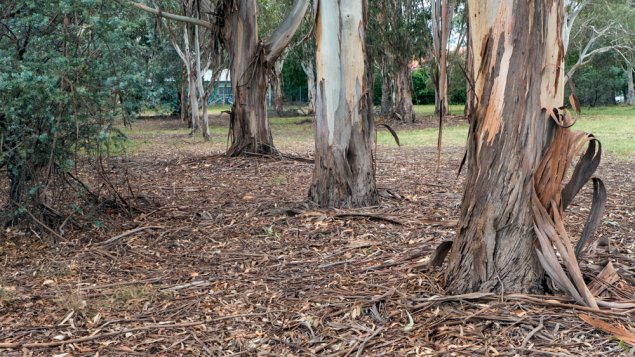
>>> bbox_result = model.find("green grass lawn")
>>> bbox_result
[575,106,635,158]
[378,105,635,158]
[124,105,635,158]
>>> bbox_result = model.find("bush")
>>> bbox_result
[0,2,152,226]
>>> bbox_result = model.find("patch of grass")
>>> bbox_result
[377,124,468,147]
[55,290,87,312]
[575,107,635,158]
[110,285,156,307]
[121,105,635,158]
[0,285,16,305]
[413,104,465,117]
[268,174,287,186]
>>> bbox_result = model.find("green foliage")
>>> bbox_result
[569,53,626,106]
[411,68,436,105]
[282,58,308,103]
[0,1,153,221]
[447,52,467,104]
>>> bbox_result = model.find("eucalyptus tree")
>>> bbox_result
[258,0,291,115]
[1,1,152,224]
[441,0,606,308]
[430,0,455,115]
[132,0,310,155]
[158,1,215,138]
[309,0,377,207]
[368,0,429,122]
[628,58,635,105]
[564,0,635,82]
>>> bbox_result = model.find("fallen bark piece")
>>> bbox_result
[588,261,620,297]
[579,314,635,347]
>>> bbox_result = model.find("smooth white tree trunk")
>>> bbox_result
[301,59,316,114]
[309,0,377,208]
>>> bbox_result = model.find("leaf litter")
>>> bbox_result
[0,117,634,356]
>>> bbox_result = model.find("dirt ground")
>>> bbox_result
[1,117,634,356]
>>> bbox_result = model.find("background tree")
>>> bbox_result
[132,0,309,155]
[570,53,628,106]
[258,0,291,116]
[564,0,635,82]
[367,0,430,122]
[430,0,455,115]
[309,0,377,208]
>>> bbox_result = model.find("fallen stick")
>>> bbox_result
[0,321,203,349]
[99,226,164,246]
[333,213,404,225]
[355,326,384,357]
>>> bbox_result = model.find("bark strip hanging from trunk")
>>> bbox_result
[309,0,377,208]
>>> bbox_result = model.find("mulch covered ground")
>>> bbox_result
[1,117,634,356]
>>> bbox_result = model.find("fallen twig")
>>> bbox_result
[333,213,403,226]
[0,321,204,349]
[521,316,544,349]
[355,326,384,357]
[99,226,164,246]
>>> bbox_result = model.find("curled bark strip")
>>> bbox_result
[429,241,453,268]
[378,123,400,146]
[562,136,602,210]
[574,178,607,259]
[532,107,605,309]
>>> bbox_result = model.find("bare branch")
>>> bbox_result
[129,1,214,30]
[263,0,310,63]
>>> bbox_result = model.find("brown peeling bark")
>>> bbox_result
[223,1,273,156]
[445,0,566,294]
[394,62,415,122]
[222,0,309,156]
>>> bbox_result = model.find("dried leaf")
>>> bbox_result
[403,311,414,333]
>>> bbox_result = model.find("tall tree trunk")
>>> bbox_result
[431,0,451,115]
[445,0,565,294]
[627,62,635,106]
[301,59,316,115]
[464,5,475,117]
[309,0,377,208]
[180,68,188,122]
[224,1,274,156]
[380,64,393,117]
[222,0,309,156]
[194,24,210,139]
[188,69,200,132]
[394,62,415,122]
[272,58,285,115]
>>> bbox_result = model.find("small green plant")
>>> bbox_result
[111,285,156,307]
[269,175,286,186]
[0,285,16,305]
[55,290,87,312]
[263,225,276,237]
